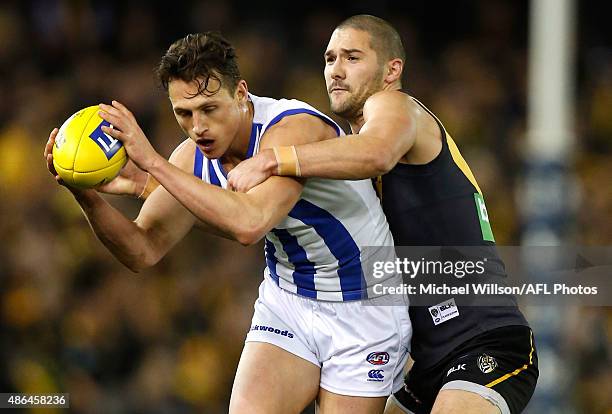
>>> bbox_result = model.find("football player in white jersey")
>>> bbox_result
[44,32,410,413]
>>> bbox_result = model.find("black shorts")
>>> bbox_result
[392,325,538,414]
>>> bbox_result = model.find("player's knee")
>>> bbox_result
[431,390,500,414]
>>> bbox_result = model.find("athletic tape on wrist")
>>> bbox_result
[273,146,301,177]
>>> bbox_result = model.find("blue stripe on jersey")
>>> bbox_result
[271,229,317,298]
[266,109,341,137]
[208,159,222,187]
[247,123,263,158]
[264,238,280,285]
[194,147,204,178]
[288,199,365,301]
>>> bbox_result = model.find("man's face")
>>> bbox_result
[169,77,243,159]
[324,28,384,120]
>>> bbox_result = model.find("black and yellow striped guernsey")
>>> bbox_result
[380,92,529,368]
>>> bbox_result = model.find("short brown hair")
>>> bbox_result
[156,32,241,96]
[336,15,406,64]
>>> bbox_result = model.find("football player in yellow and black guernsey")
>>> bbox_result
[228,15,538,414]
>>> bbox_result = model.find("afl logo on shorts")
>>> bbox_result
[478,354,498,373]
[367,352,389,365]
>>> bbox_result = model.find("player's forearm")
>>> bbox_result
[147,157,266,245]
[280,135,396,180]
[72,190,158,271]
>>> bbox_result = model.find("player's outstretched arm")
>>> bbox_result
[45,129,197,272]
[227,91,416,192]
[98,100,336,246]
[134,113,336,246]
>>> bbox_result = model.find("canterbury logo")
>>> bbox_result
[368,370,384,380]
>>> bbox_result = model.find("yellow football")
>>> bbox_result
[52,106,127,189]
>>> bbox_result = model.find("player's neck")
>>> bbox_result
[350,83,402,133]
[384,80,402,92]
[348,116,365,134]
[346,106,367,133]
[222,99,254,166]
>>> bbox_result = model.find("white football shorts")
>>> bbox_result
[245,275,412,397]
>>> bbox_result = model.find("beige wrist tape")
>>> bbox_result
[138,173,160,200]
[272,146,301,177]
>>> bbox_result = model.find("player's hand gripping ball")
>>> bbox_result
[52,105,127,189]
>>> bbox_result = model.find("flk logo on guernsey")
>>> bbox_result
[429,298,459,326]
[447,363,466,377]
[367,369,385,382]
[366,352,390,365]
[89,120,123,160]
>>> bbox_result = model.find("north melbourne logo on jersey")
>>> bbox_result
[428,298,459,325]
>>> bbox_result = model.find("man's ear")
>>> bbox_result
[235,79,249,102]
[385,58,403,84]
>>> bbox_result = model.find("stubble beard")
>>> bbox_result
[330,92,364,122]
[329,73,383,123]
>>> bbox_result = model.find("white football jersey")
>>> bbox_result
[193,93,395,301]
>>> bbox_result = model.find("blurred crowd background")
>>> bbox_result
[0,0,610,413]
